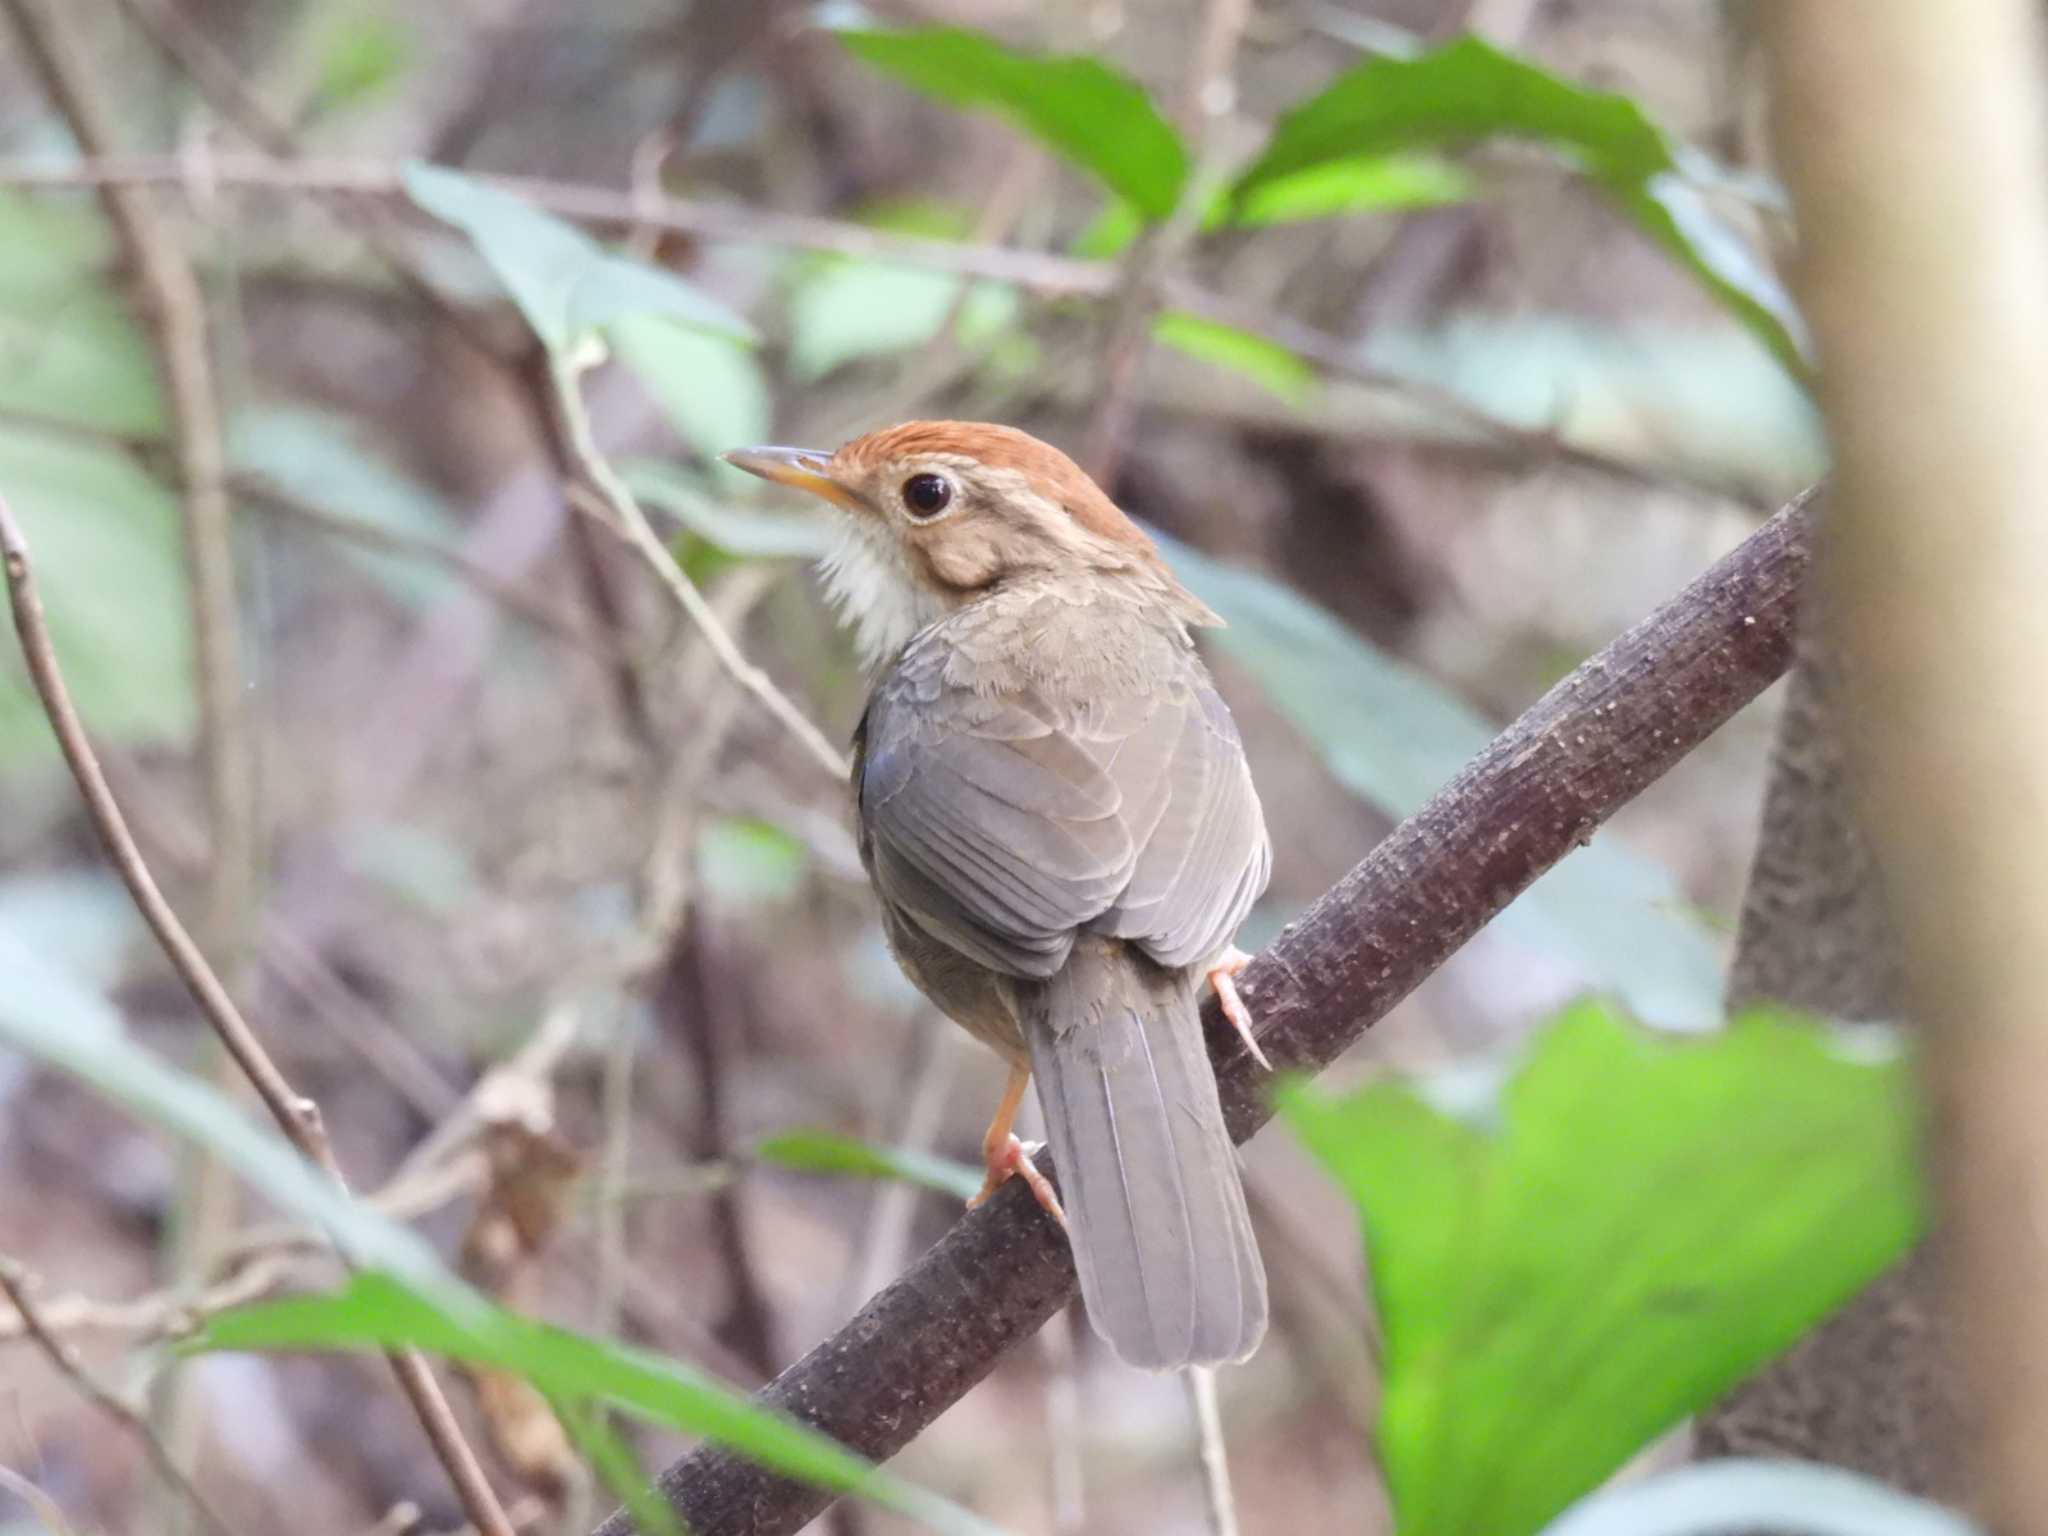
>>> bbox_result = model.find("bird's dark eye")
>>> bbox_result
[900,473,954,519]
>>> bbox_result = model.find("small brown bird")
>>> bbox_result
[726,422,1271,1368]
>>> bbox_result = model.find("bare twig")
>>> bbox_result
[0,1260,235,1536]
[0,499,515,1536]
[594,489,1818,1536]
[3,0,253,950]
[1185,1367,1240,1536]
[1764,8,2048,1531]
[1084,0,1252,483]
[0,154,1702,490]
[544,354,848,779]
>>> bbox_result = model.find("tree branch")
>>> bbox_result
[593,486,1820,1536]
[0,498,516,1536]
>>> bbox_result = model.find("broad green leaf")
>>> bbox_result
[0,430,193,761]
[402,162,754,351]
[754,1130,982,1202]
[1158,533,1726,1028]
[0,192,164,437]
[194,1272,1003,1536]
[1153,313,1317,404]
[611,316,772,491]
[229,404,463,606]
[1231,38,1807,377]
[1539,1459,1980,1536]
[786,258,1017,381]
[836,27,1189,220]
[696,817,809,908]
[1282,1004,1924,1536]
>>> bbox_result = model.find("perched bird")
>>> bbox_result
[725,422,1271,1369]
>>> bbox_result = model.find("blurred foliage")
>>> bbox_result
[753,1129,983,1202]
[835,26,1189,220]
[1284,1004,1923,1536]
[1231,38,1807,378]
[1537,1459,1979,1536]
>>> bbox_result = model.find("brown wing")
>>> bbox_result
[857,647,1269,980]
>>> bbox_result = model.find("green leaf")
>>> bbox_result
[0,928,458,1296]
[229,404,463,607]
[0,430,193,762]
[696,817,809,908]
[193,1272,1004,1536]
[836,26,1189,220]
[1157,533,1726,1029]
[1231,38,1807,377]
[754,1130,983,1203]
[1227,153,1474,226]
[402,162,755,352]
[1282,1004,1924,1536]
[785,258,1018,381]
[625,460,837,561]
[611,317,772,491]
[0,192,164,437]
[1153,313,1317,404]
[0,935,997,1535]
[311,13,415,114]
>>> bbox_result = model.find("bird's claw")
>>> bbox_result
[971,1133,1068,1231]
[1207,947,1271,1071]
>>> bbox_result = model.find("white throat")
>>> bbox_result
[817,521,947,670]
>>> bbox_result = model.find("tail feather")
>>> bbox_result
[1023,939,1266,1369]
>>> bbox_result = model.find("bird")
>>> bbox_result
[725,421,1272,1369]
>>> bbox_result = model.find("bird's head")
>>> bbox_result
[724,420,1218,666]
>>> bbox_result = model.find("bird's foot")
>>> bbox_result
[1207,947,1271,1071]
[971,1134,1068,1231]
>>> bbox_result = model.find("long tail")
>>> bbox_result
[1022,937,1267,1369]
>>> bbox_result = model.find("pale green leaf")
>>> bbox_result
[402,163,754,351]
[1153,313,1317,404]
[754,1130,982,1202]
[611,316,772,491]
[696,817,809,908]
[1282,1004,1924,1536]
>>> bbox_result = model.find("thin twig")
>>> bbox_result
[0,1260,235,1536]
[595,488,1819,1536]
[0,1464,76,1536]
[0,153,1695,489]
[544,354,848,779]
[3,0,253,951]
[1184,1367,1240,1536]
[1084,0,1253,483]
[0,498,515,1536]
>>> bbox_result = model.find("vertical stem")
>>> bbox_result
[1763,6,2048,1531]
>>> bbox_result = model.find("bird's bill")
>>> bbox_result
[721,446,865,512]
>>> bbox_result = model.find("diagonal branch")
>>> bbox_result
[594,488,1820,1536]
[0,498,516,1536]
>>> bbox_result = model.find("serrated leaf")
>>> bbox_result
[754,1130,982,1202]
[193,1272,1004,1536]
[1282,1004,1924,1536]
[1158,533,1726,1028]
[836,26,1189,220]
[402,162,754,351]
[0,192,164,437]
[1153,313,1317,404]
[1232,38,1807,377]
[0,430,193,762]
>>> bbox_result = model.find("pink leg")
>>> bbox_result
[971,1063,1068,1230]
[1206,946,1271,1071]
